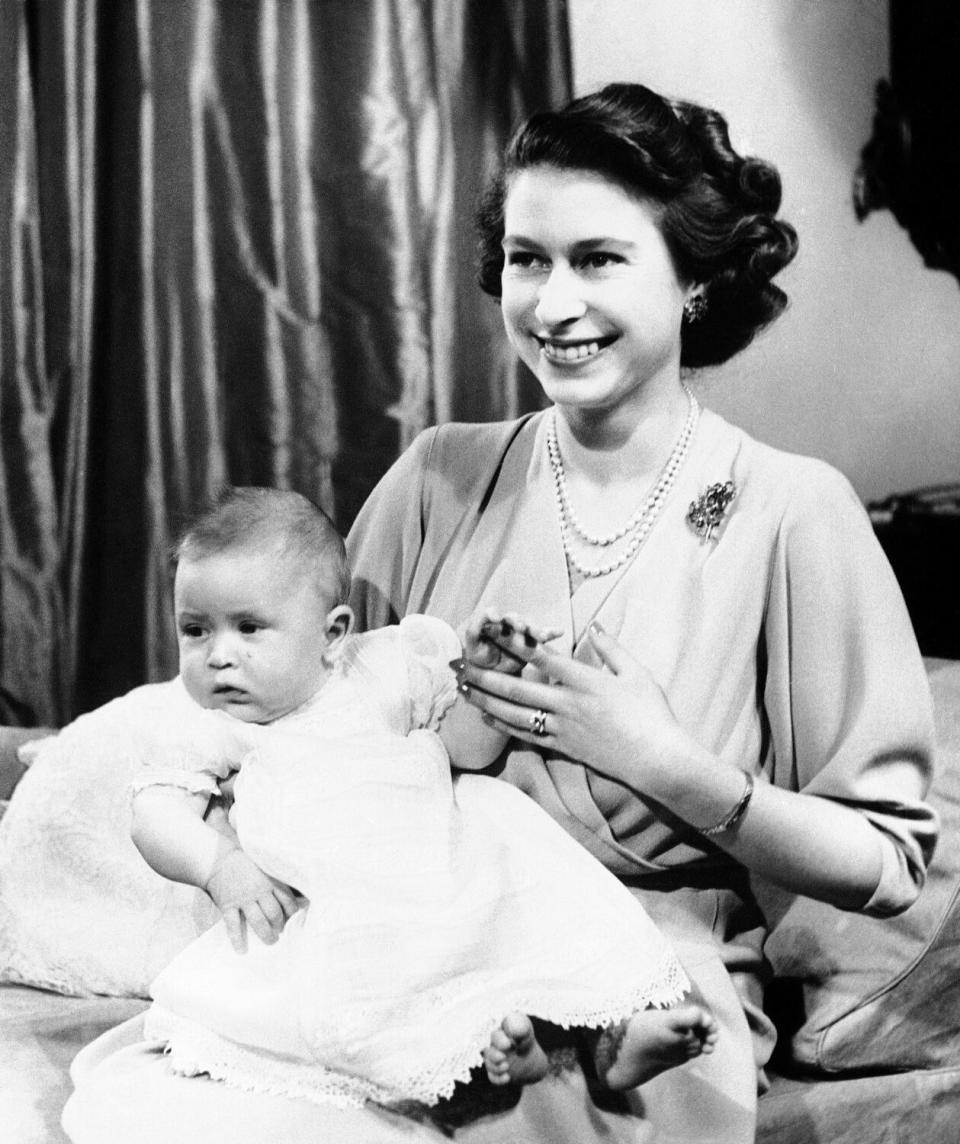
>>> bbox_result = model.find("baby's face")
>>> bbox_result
[174,548,334,723]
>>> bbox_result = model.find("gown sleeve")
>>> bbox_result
[395,614,462,732]
[128,684,254,799]
[761,458,937,917]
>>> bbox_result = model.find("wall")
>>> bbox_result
[569,0,960,502]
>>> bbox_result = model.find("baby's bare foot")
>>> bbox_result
[482,1013,550,1088]
[595,1003,719,1090]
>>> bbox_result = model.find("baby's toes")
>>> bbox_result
[694,1010,719,1040]
[500,1012,534,1047]
[489,1026,517,1054]
[482,1049,511,1085]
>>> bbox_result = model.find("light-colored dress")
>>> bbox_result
[63,405,937,1144]
[344,406,937,1139]
[140,615,688,1108]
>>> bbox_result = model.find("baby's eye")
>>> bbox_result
[238,620,262,635]
[180,623,205,640]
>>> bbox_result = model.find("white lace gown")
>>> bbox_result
[141,615,689,1108]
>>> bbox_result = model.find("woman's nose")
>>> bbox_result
[534,266,587,327]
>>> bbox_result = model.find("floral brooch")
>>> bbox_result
[688,480,736,542]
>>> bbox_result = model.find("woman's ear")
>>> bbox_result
[321,604,355,664]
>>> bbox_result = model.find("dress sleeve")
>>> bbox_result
[762,460,937,917]
[346,428,438,631]
[396,614,462,732]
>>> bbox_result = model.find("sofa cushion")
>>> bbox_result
[757,1065,960,1144]
[0,983,147,1144]
[0,716,218,998]
[758,657,960,1073]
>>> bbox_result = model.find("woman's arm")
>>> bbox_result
[456,461,936,916]
[455,624,923,911]
[131,786,298,951]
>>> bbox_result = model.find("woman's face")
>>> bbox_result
[500,165,690,417]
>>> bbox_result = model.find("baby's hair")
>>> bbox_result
[174,487,351,606]
[476,82,798,368]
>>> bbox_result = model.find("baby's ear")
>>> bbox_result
[322,604,355,662]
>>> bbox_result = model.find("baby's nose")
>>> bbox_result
[207,634,238,668]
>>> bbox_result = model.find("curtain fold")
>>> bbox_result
[0,0,570,723]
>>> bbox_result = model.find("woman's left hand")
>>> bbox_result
[458,623,897,910]
[455,622,691,793]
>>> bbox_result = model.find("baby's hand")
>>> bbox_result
[203,848,300,954]
[461,609,562,675]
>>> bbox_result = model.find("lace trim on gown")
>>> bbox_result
[146,947,689,1108]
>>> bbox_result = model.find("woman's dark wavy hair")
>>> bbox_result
[476,83,798,368]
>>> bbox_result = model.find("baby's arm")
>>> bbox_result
[439,609,560,772]
[131,785,298,953]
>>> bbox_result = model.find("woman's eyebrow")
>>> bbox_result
[501,233,539,248]
[571,237,635,252]
[501,234,636,251]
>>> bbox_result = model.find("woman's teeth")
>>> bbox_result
[540,339,604,362]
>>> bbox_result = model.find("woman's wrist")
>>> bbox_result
[645,737,753,835]
[698,771,754,835]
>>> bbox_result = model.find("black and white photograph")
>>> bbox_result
[1,3,958,1142]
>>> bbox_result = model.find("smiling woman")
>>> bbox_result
[500,169,691,422]
[344,82,937,1143]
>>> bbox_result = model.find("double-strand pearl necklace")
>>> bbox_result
[546,386,700,579]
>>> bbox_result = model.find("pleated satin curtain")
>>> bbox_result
[0,0,570,724]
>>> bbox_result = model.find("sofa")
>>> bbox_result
[2,660,959,1144]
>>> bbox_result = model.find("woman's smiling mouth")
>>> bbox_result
[536,335,617,363]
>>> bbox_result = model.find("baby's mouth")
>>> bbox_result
[537,335,617,363]
[213,685,246,700]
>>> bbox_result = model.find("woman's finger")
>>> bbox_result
[467,606,505,645]
[586,622,639,677]
[522,641,599,687]
[465,687,548,733]
[476,706,558,749]
[458,662,559,710]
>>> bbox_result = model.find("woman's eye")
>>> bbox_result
[581,252,621,270]
[504,251,546,271]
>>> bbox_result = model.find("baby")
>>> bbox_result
[131,486,717,1108]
